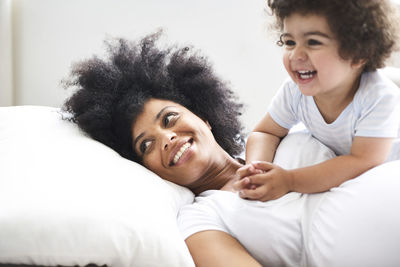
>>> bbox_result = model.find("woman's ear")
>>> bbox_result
[205,120,212,130]
[198,114,212,130]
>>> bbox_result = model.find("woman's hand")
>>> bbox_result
[234,161,293,202]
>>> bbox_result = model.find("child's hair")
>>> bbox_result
[267,0,400,72]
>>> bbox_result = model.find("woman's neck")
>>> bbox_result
[188,152,243,195]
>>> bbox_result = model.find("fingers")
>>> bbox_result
[241,172,270,185]
[237,168,289,201]
[235,161,278,199]
[239,185,270,202]
[236,161,273,178]
[233,177,251,191]
[236,164,262,179]
[251,161,274,171]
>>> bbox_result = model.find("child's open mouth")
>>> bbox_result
[297,70,317,80]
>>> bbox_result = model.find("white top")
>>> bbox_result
[178,190,310,267]
[177,160,400,267]
[268,71,400,155]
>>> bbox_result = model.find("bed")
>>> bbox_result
[0,106,195,267]
[1,102,400,266]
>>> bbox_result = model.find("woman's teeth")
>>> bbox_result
[173,142,191,165]
[298,70,316,79]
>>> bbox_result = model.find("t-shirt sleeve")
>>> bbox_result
[268,79,300,130]
[177,200,228,240]
[355,84,400,138]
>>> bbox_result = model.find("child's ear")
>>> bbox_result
[352,58,367,70]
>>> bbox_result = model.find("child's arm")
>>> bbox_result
[233,112,288,195]
[285,136,393,193]
[237,136,393,201]
[245,112,289,163]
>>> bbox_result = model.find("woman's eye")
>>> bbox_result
[308,39,322,46]
[140,140,153,154]
[162,112,177,127]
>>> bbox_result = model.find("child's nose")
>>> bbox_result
[290,46,307,61]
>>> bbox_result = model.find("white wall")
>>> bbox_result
[3,0,400,132]
[7,0,287,133]
[0,0,13,106]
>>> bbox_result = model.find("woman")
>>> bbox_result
[64,32,400,267]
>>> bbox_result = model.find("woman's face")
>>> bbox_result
[131,98,219,186]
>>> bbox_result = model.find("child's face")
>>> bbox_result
[281,13,362,98]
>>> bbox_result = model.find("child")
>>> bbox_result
[234,0,400,201]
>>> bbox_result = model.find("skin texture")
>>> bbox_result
[234,13,394,201]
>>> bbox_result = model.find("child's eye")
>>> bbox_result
[307,39,322,46]
[140,139,153,154]
[162,112,178,127]
[284,40,296,47]
[277,35,295,47]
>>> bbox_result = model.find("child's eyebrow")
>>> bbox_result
[304,31,331,39]
[281,31,331,39]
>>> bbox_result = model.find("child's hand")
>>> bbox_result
[234,161,293,202]
[233,163,263,191]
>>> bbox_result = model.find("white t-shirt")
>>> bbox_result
[177,160,400,267]
[178,190,307,267]
[268,71,400,155]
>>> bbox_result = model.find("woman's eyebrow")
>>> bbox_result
[133,132,145,151]
[155,106,174,121]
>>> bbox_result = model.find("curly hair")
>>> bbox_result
[62,31,245,163]
[267,0,400,72]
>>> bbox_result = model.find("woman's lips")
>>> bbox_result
[169,138,194,166]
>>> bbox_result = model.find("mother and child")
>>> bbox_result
[63,0,400,266]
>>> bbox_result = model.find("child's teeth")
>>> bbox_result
[298,70,315,79]
[301,73,312,79]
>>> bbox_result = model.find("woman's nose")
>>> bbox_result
[162,132,176,151]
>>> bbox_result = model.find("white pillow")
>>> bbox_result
[0,106,195,267]
[273,130,336,169]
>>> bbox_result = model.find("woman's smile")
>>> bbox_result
[169,138,194,166]
[132,98,219,186]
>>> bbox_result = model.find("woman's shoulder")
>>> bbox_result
[179,190,235,213]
